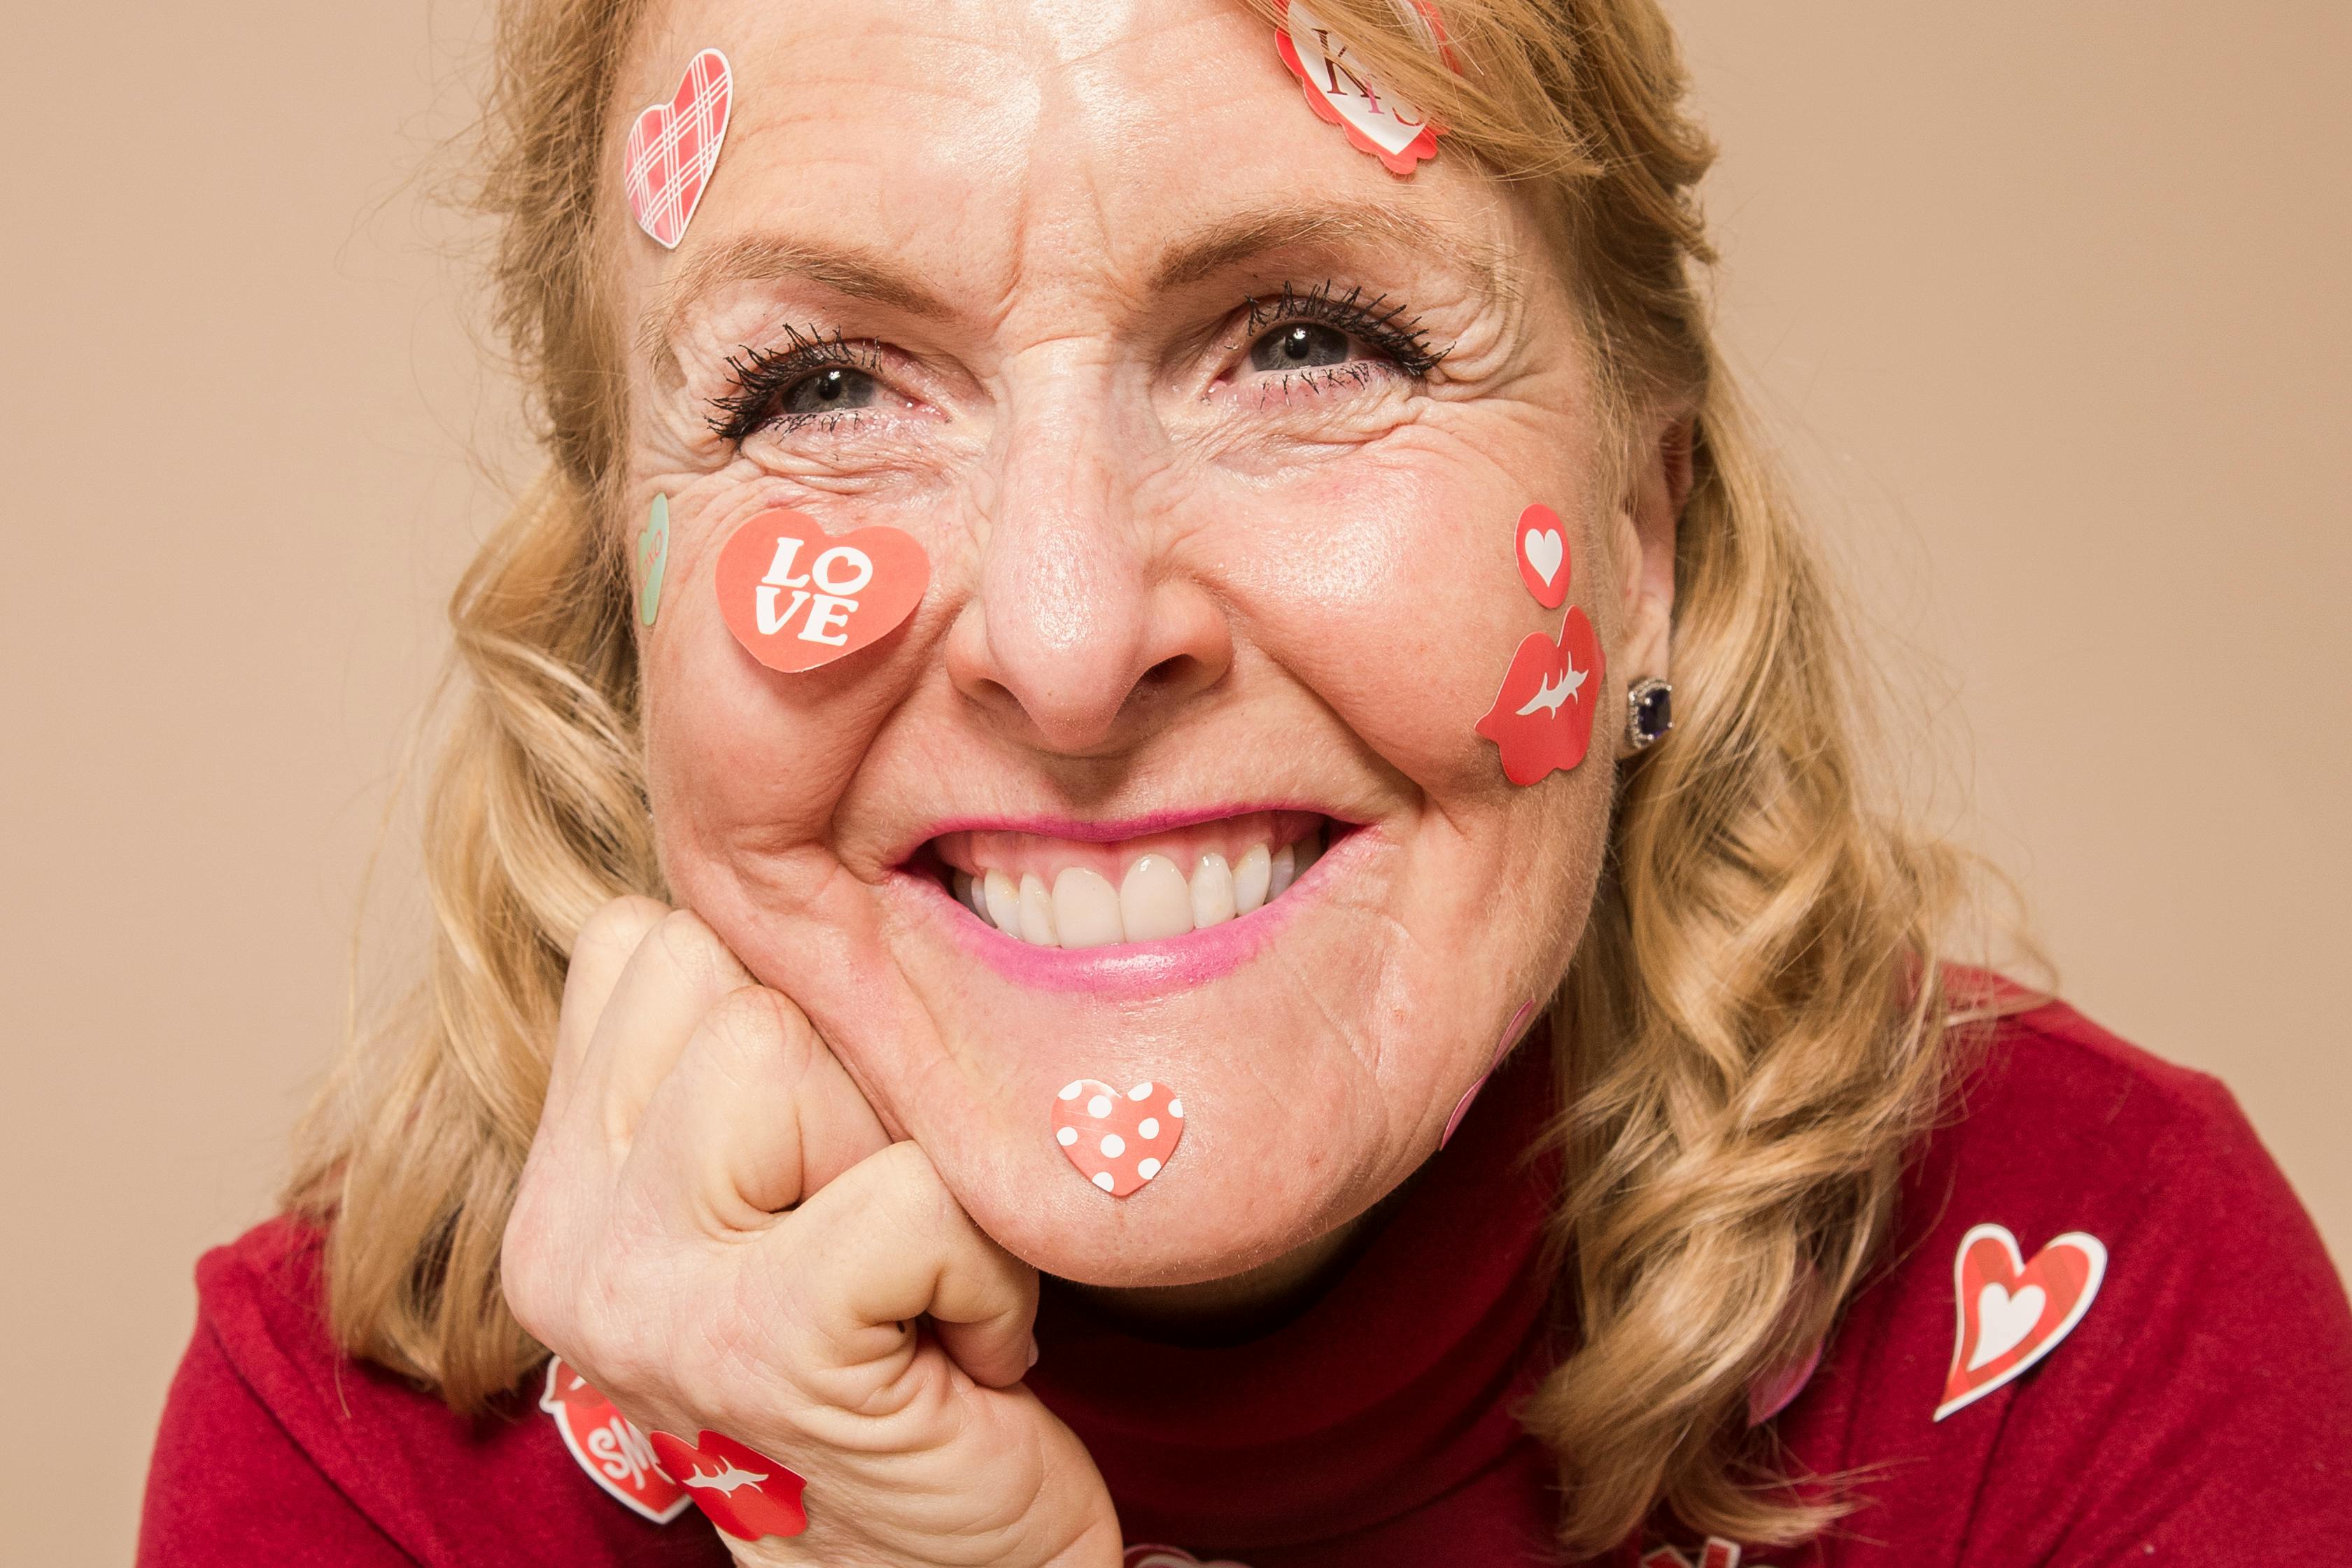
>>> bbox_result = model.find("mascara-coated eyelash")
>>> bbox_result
[1241,281,1448,379]
[708,326,882,443]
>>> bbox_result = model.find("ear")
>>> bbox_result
[1609,411,1691,717]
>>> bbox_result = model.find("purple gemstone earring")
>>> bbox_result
[1626,677,1673,751]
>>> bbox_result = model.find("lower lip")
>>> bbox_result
[899,831,1362,998]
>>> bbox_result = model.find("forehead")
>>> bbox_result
[622,0,1506,304]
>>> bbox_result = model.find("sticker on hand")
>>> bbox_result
[1477,608,1605,786]
[540,1358,690,1525]
[646,1429,810,1541]
[624,48,733,248]
[1274,1,1442,176]
[1053,1080,1185,1197]
[717,510,929,673]
[1935,1222,2106,1420]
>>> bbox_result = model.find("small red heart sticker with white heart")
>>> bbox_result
[624,49,733,249]
[1052,1080,1184,1197]
[717,510,929,674]
[540,1357,690,1525]
[1935,1222,2107,1420]
[1516,503,1568,609]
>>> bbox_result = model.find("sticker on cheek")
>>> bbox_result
[1515,503,1568,609]
[638,495,670,628]
[1053,1079,1185,1197]
[716,510,929,673]
[1476,607,1606,786]
[647,1429,808,1541]
[1274,1,1443,176]
[623,49,733,249]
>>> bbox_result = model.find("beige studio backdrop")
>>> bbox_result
[3,1,2346,1558]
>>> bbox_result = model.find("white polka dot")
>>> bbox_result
[1056,1126,1078,1146]
[1087,1094,1113,1118]
[1138,1117,1160,1139]
[1099,1133,1125,1158]
[1167,1099,1184,1119]
[1057,1081,1083,1100]
[1092,1170,1115,1192]
[1128,1082,1153,1101]
[1137,1157,1162,1180]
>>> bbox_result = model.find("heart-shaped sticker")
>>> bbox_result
[638,495,670,627]
[623,49,733,249]
[1516,503,1568,609]
[1475,607,1606,786]
[540,1357,690,1525]
[1274,1,1442,175]
[717,510,929,674]
[1934,1222,2107,1420]
[1052,1079,1184,1197]
[646,1429,810,1541]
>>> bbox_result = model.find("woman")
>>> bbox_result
[137,0,2352,1562]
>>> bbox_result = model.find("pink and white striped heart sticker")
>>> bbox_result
[623,49,733,249]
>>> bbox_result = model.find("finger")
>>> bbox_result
[785,1140,1040,1392]
[617,984,892,1230]
[542,896,670,1128]
[571,908,755,1156]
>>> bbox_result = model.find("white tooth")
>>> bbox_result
[1120,854,1192,942]
[1233,844,1271,914]
[983,870,1020,934]
[1269,842,1297,898]
[953,870,978,915]
[1018,873,1059,946]
[1190,852,1236,928]
[1052,866,1123,949]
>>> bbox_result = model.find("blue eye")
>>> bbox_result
[781,367,880,416]
[1250,323,1354,372]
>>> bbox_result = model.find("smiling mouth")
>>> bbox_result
[917,810,1335,951]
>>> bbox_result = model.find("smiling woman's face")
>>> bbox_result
[619,0,1671,1285]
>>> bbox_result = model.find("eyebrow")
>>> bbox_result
[640,234,952,369]
[1149,201,1500,299]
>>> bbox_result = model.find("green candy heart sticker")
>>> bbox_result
[638,494,670,627]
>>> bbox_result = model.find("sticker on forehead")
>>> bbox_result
[624,49,733,249]
[1274,1,1444,176]
[717,511,928,673]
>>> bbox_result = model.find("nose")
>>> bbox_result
[945,378,1232,756]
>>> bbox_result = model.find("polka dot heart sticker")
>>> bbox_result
[1052,1080,1184,1197]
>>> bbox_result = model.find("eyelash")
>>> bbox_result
[705,280,1448,443]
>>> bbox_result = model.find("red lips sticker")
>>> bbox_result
[622,50,732,249]
[1515,504,1568,609]
[646,1429,810,1541]
[1935,1222,2108,1420]
[1053,1080,1184,1197]
[540,1358,689,1524]
[717,510,929,674]
[1477,609,1605,786]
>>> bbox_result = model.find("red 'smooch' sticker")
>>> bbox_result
[717,510,929,674]
[1515,503,1568,609]
[646,1429,810,1541]
[1053,1080,1185,1198]
[1936,1223,2107,1420]
[1274,1,1442,176]
[623,49,732,249]
[1639,1540,1746,1568]
[1476,609,1605,787]
[540,1357,689,1524]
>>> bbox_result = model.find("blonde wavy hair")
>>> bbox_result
[290,0,1990,1554]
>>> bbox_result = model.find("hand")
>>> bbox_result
[504,897,1123,1568]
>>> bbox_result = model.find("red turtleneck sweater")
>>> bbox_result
[137,1000,2352,1565]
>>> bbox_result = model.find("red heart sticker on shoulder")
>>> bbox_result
[1476,608,1605,786]
[717,511,929,673]
[646,1429,810,1541]
[1052,1080,1184,1197]
[1935,1222,2107,1420]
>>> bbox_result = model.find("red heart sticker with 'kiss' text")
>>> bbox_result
[717,511,929,674]
[1935,1222,2107,1420]
[1476,607,1605,786]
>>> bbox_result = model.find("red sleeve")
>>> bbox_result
[137,1313,413,1567]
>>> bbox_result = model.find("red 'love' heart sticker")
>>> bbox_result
[1274,1,1443,176]
[646,1429,810,1541]
[623,49,733,248]
[540,1357,689,1524]
[1053,1080,1184,1198]
[1476,607,1606,786]
[1516,503,1568,609]
[1935,1222,2108,1420]
[717,510,929,674]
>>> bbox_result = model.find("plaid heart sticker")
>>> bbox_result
[624,49,733,248]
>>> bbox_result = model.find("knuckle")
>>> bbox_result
[571,896,668,968]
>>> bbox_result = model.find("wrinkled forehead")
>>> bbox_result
[617,0,1512,322]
